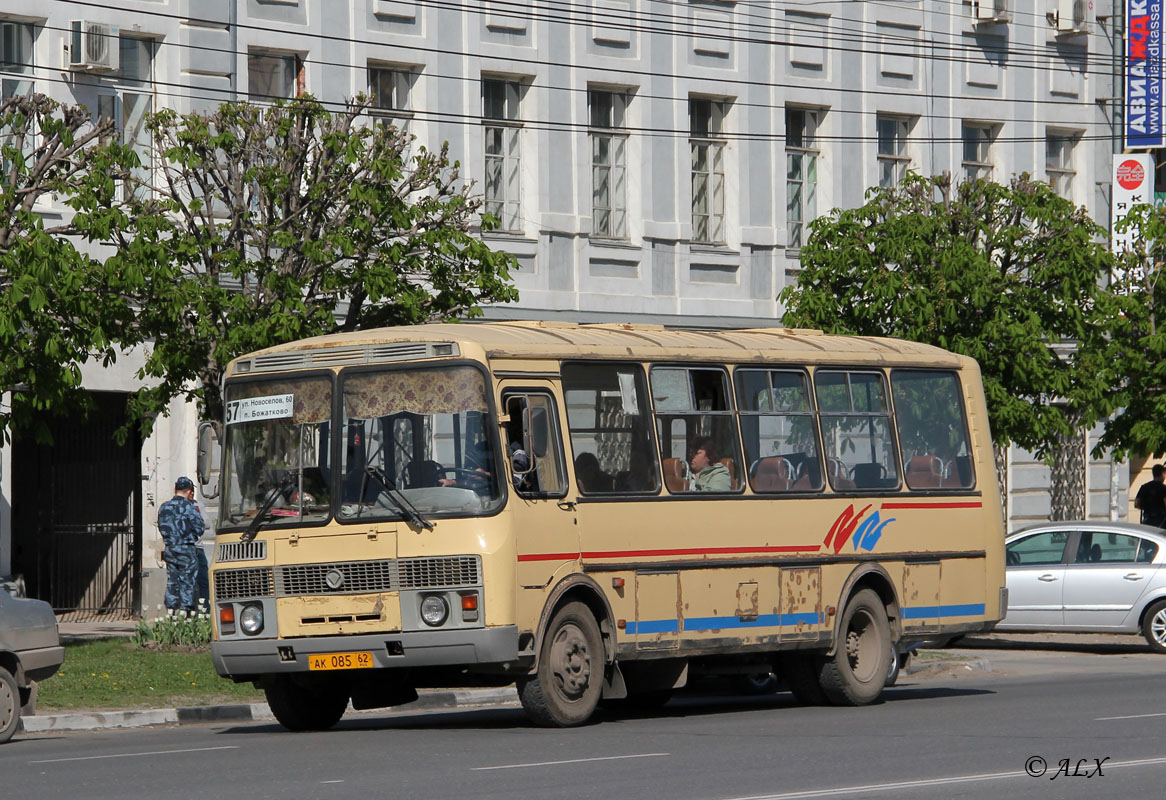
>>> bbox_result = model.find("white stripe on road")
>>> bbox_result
[1096,712,1166,720]
[719,756,1166,800]
[473,753,669,771]
[30,746,239,764]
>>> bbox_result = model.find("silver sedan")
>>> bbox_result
[999,521,1166,653]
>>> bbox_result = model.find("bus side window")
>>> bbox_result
[504,392,567,497]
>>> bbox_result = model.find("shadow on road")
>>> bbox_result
[953,635,1153,657]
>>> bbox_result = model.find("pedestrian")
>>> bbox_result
[158,476,206,613]
[1135,464,1166,528]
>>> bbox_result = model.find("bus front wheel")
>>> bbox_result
[818,588,891,706]
[518,601,603,727]
[264,675,350,732]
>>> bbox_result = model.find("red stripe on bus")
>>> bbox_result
[517,552,581,562]
[880,501,983,510]
[519,544,821,562]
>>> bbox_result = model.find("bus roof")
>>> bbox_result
[226,322,969,376]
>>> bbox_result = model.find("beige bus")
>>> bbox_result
[203,322,1006,729]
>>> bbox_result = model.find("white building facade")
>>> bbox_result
[0,0,1128,613]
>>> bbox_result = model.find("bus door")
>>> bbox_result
[498,386,577,589]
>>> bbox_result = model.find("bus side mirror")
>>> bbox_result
[197,421,222,498]
[529,406,549,458]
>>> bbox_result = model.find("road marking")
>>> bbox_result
[321,780,344,784]
[473,753,669,771]
[30,746,239,764]
[1096,712,1166,720]
[720,756,1166,799]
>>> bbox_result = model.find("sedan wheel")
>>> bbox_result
[1144,600,1166,655]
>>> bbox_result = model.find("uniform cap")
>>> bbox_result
[175,476,195,491]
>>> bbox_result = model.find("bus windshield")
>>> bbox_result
[337,365,503,520]
[221,376,334,528]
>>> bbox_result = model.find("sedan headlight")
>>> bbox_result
[420,595,449,627]
[239,603,264,635]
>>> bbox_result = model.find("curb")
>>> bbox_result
[19,687,521,734]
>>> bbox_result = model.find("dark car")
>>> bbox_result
[1,583,64,743]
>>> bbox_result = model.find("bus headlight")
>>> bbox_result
[239,603,264,635]
[420,595,449,627]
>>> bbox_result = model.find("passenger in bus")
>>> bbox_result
[689,436,731,492]
[574,452,613,493]
[616,447,655,492]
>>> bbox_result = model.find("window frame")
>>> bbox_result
[961,122,994,182]
[876,114,912,189]
[814,368,902,491]
[734,366,825,494]
[689,96,728,244]
[890,368,976,491]
[482,76,524,233]
[248,50,303,101]
[368,64,415,118]
[785,106,820,249]
[1045,129,1077,198]
[589,87,629,240]
[501,389,569,500]
[649,364,744,495]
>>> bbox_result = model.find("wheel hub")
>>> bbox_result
[1153,609,1166,645]
[845,610,878,682]
[0,680,14,730]
[549,622,592,699]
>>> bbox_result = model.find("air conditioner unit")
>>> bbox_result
[974,0,1008,23]
[1055,0,1092,34]
[68,20,119,71]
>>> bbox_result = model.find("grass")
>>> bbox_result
[37,638,265,712]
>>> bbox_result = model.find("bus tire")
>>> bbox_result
[782,653,828,706]
[1142,599,1166,654]
[818,588,891,706]
[518,601,603,727]
[264,675,350,732]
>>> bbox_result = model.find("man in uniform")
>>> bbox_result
[158,476,206,613]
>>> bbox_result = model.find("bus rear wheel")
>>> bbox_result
[518,601,603,727]
[264,675,350,732]
[818,588,891,706]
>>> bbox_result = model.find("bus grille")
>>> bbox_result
[277,560,395,596]
[214,567,274,599]
[216,541,267,562]
[398,556,480,589]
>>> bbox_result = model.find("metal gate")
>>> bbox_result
[10,391,142,619]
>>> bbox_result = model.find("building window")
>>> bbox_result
[482,77,522,232]
[690,96,727,244]
[962,123,994,182]
[786,107,819,249]
[91,35,156,202]
[876,115,912,188]
[119,35,155,85]
[590,89,628,240]
[249,51,301,100]
[368,65,413,114]
[0,20,34,76]
[1046,131,1076,198]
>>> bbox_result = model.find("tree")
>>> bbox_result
[0,94,134,442]
[1102,205,1166,457]
[91,96,519,428]
[779,173,1123,517]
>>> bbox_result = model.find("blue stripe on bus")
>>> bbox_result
[626,612,823,635]
[901,603,986,619]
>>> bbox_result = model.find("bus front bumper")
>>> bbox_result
[211,626,519,679]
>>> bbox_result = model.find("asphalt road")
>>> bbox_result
[5,636,1166,800]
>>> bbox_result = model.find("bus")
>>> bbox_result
[202,322,1006,729]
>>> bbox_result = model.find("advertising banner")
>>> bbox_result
[1128,0,1165,148]
[1112,153,1155,254]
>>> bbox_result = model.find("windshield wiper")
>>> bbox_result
[242,482,287,543]
[364,465,435,531]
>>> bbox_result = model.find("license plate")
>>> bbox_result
[308,651,374,671]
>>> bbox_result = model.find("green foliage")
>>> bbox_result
[1102,206,1166,457]
[780,173,1122,459]
[37,637,263,712]
[132,605,213,648]
[84,95,519,431]
[0,94,136,442]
